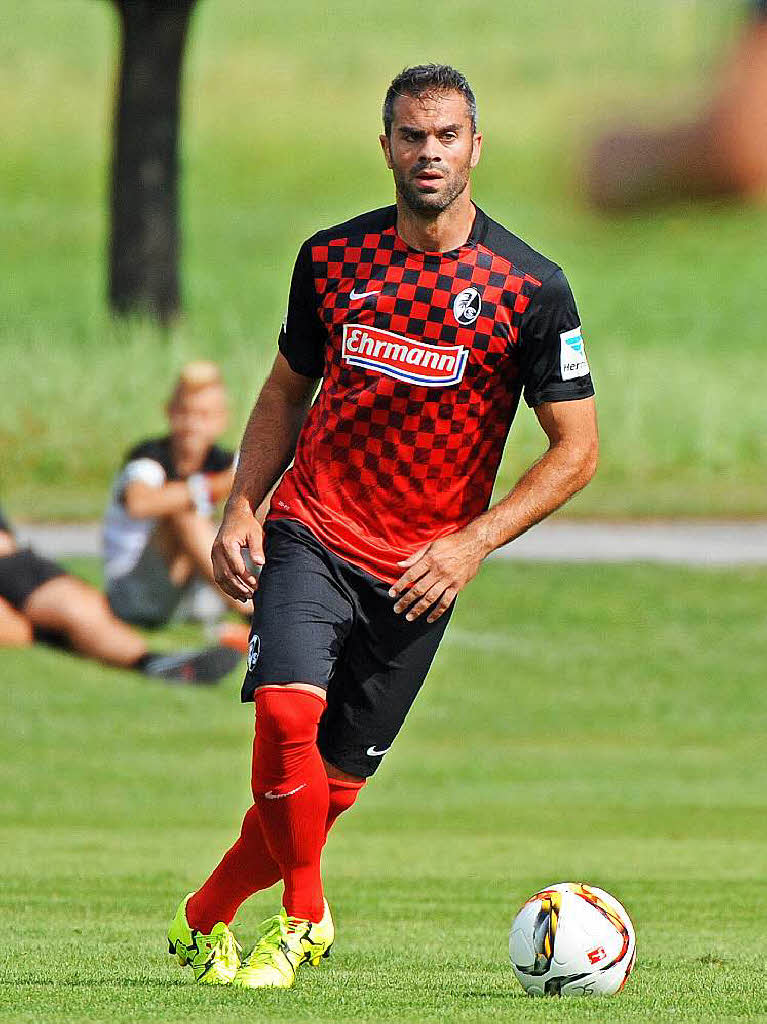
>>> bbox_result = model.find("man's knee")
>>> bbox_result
[0,599,34,647]
[25,576,97,630]
[251,687,327,794]
[71,578,107,610]
[58,580,112,632]
[322,757,365,785]
[254,687,326,745]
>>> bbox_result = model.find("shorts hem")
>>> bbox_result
[0,549,67,611]
[316,741,380,780]
[241,677,330,703]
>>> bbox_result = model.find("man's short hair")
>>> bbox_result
[382,64,478,137]
[168,361,224,406]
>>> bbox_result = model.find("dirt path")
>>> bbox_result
[16,521,767,566]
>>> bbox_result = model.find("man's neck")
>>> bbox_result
[395,195,476,253]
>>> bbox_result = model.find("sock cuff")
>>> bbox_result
[255,685,327,713]
[327,775,366,791]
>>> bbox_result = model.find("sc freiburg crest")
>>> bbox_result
[453,287,482,325]
[247,634,261,672]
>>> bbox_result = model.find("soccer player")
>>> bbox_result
[104,361,253,627]
[167,64,598,988]
[0,506,240,682]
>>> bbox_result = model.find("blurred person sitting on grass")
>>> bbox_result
[103,361,254,628]
[0,505,240,683]
[587,0,767,209]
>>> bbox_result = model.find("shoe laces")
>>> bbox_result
[242,915,287,968]
[220,928,241,960]
[207,926,240,965]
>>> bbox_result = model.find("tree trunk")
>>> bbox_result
[109,0,197,323]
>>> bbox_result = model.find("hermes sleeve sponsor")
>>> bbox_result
[342,324,468,387]
[559,326,590,381]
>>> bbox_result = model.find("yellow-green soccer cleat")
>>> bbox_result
[232,899,334,989]
[167,893,241,984]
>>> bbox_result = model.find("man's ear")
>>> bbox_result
[380,133,393,170]
[470,132,483,169]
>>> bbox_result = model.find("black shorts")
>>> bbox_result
[242,519,454,778]
[0,548,66,611]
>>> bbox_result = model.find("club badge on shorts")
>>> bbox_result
[452,287,482,325]
[247,634,261,672]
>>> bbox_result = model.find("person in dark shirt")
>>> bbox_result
[103,361,253,627]
[0,507,240,683]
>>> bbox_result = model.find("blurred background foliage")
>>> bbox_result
[1,0,764,519]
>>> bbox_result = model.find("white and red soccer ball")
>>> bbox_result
[509,882,636,997]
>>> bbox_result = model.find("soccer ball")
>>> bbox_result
[508,882,636,997]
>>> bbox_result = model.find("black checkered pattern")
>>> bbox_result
[270,206,556,582]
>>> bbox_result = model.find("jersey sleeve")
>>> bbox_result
[123,457,166,488]
[519,268,595,408]
[277,240,326,378]
[116,457,167,504]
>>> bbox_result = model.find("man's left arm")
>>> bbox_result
[390,396,598,622]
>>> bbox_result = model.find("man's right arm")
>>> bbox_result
[211,353,319,599]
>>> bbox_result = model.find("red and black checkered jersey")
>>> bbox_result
[269,204,594,583]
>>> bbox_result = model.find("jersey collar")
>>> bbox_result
[392,203,487,259]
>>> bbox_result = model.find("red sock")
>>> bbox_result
[252,687,329,922]
[186,715,365,931]
[187,804,281,932]
[326,776,365,834]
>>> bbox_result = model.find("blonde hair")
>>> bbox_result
[169,361,224,406]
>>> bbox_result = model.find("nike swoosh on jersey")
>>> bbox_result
[366,745,391,757]
[350,287,380,301]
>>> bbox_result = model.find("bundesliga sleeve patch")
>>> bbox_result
[559,326,590,381]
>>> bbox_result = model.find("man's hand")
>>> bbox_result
[389,530,487,623]
[211,502,264,601]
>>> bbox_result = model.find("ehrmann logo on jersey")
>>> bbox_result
[453,287,482,325]
[342,324,468,387]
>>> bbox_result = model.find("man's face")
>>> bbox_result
[380,90,482,216]
[167,385,228,455]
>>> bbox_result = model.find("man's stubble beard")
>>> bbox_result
[393,163,471,217]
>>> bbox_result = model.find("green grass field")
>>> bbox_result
[2,560,766,1023]
[3,5,765,1020]
[2,0,766,519]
